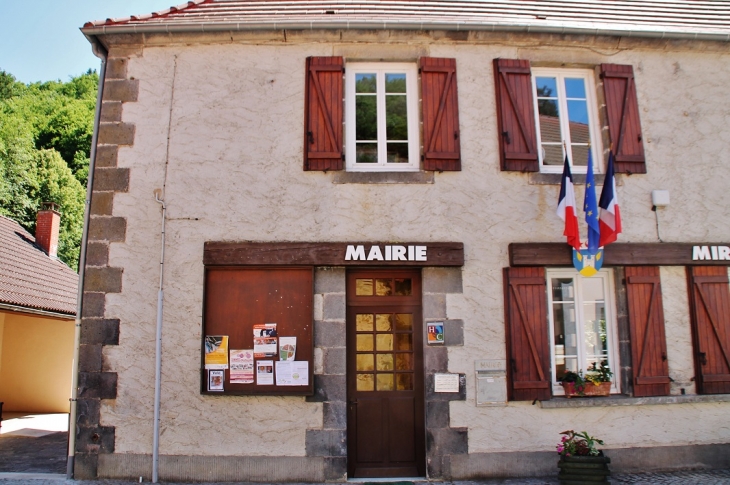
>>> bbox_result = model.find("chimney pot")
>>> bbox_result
[36,202,61,258]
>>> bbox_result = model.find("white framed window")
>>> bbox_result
[532,68,602,174]
[547,268,620,395]
[345,63,420,171]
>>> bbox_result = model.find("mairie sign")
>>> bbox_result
[573,248,604,277]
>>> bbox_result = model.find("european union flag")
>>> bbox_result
[584,149,600,254]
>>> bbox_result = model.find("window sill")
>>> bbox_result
[529,173,617,186]
[539,393,730,409]
[332,171,434,184]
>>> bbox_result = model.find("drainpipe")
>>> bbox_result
[67,37,107,479]
[152,192,166,483]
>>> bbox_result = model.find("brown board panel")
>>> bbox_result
[510,243,730,267]
[201,266,313,396]
[205,242,464,267]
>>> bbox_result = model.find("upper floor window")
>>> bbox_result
[304,56,461,173]
[532,69,602,174]
[345,63,420,172]
[494,59,645,175]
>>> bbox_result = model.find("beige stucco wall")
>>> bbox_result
[0,311,74,413]
[103,32,730,456]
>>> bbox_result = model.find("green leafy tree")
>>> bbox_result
[0,70,96,269]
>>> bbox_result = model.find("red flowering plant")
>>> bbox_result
[556,430,605,457]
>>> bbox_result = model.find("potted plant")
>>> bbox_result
[556,430,610,484]
[560,361,613,398]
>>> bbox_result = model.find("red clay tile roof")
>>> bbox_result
[0,215,78,316]
[82,0,730,39]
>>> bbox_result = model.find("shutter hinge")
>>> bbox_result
[342,154,345,161]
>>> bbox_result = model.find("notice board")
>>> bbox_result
[201,266,313,395]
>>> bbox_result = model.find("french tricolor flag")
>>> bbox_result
[598,151,622,246]
[557,155,581,250]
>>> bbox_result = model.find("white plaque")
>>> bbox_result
[434,373,460,393]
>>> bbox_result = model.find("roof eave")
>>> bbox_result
[81,20,730,42]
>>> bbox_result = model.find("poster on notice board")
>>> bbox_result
[205,335,229,369]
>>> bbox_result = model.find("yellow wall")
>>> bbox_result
[0,311,75,413]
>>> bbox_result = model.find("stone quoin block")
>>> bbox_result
[75,398,101,427]
[95,145,118,168]
[426,400,451,429]
[427,427,468,455]
[305,429,347,457]
[323,401,347,430]
[88,217,126,242]
[322,293,346,320]
[107,45,143,59]
[81,292,106,318]
[78,344,103,373]
[75,425,116,454]
[100,101,122,122]
[98,122,135,146]
[444,319,464,346]
[305,374,346,403]
[80,318,120,346]
[314,320,346,347]
[425,345,448,373]
[323,347,346,375]
[323,457,347,480]
[102,79,139,103]
[85,242,110,266]
[423,267,463,294]
[105,57,128,80]
[83,267,123,293]
[73,453,99,480]
[314,267,346,293]
[93,167,130,192]
[78,372,118,400]
[90,192,114,217]
[424,293,447,319]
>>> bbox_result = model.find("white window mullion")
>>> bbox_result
[556,75,573,164]
[376,72,386,167]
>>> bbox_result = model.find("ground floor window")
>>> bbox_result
[546,269,620,394]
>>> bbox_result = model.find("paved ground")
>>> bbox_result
[2,414,730,484]
[0,472,729,484]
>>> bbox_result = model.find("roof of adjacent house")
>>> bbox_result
[0,215,78,316]
[82,0,730,40]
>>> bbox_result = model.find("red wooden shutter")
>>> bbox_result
[493,59,538,172]
[503,267,551,401]
[304,56,343,171]
[420,57,461,171]
[600,64,646,174]
[625,267,670,397]
[687,266,730,394]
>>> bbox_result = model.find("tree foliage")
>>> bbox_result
[0,70,97,269]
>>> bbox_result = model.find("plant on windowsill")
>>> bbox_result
[556,430,611,484]
[560,361,613,398]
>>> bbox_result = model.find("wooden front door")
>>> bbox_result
[346,269,425,478]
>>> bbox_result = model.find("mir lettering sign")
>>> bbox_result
[346,244,428,262]
[692,245,730,261]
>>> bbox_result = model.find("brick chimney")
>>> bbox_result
[36,202,61,258]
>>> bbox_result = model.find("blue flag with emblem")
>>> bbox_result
[583,149,600,255]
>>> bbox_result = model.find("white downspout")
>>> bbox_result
[152,192,166,483]
[67,37,107,479]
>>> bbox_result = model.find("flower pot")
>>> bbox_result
[558,453,611,484]
[561,381,611,398]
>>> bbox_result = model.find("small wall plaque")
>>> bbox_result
[434,373,460,393]
[427,322,445,344]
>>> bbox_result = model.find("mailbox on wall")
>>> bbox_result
[475,359,507,407]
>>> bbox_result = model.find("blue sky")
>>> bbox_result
[1,1,176,83]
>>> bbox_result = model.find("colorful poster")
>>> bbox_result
[427,323,444,344]
[208,370,225,391]
[204,335,229,369]
[253,323,278,358]
[230,349,254,384]
[275,361,309,386]
[279,337,297,361]
[256,360,274,385]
